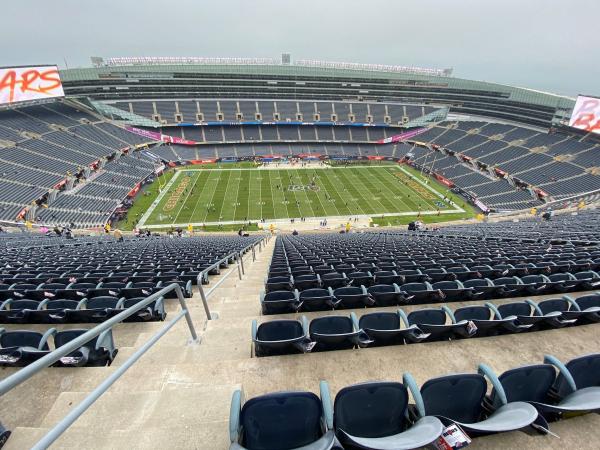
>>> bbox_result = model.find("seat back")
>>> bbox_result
[557,354,600,396]
[8,300,40,311]
[310,316,353,335]
[256,320,304,341]
[299,288,330,300]
[454,305,490,322]
[407,309,446,326]
[496,364,555,406]
[334,382,408,438]
[264,290,296,302]
[86,297,120,309]
[421,374,486,423]
[47,299,79,309]
[240,392,323,450]
[0,331,45,349]
[576,294,600,310]
[359,312,400,331]
[497,302,531,317]
[537,298,569,315]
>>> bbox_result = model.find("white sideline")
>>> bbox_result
[137,170,182,227]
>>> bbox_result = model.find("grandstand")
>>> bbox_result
[1,55,600,450]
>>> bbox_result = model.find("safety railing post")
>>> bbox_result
[239,251,246,275]
[174,284,199,340]
[196,276,213,321]
[236,255,243,280]
[252,244,256,261]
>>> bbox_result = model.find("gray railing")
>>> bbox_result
[0,234,270,449]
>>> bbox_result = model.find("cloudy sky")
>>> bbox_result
[3,0,599,97]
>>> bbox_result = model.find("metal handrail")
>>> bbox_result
[197,235,270,320]
[0,282,197,396]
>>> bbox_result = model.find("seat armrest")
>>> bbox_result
[403,372,426,418]
[319,380,334,431]
[478,363,507,406]
[229,389,244,443]
[441,305,456,324]
[543,354,577,394]
[40,328,57,350]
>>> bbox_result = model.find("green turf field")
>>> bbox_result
[131,164,474,228]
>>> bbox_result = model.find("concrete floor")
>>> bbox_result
[1,237,600,449]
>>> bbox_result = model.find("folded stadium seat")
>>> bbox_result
[571,259,594,272]
[492,264,517,277]
[86,281,128,298]
[53,329,117,367]
[53,282,100,301]
[533,297,592,323]
[293,274,321,291]
[26,299,80,324]
[571,271,600,290]
[431,280,475,302]
[519,275,553,295]
[298,288,337,312]
[320,272,349,289]
[290,265,314,277]
[482,355,600,422]
[375,261,397,272]
[354,262,376,272]
[487,301,573,330]
[446,305,529,337]
[445,266,479,281]
[65,296,125,323]
[0,299,41,324]
[403,371,540,436]
[265,276,294,293]
[228,387,339,450]
[119,281,163,299]
[129,273,159,283]
[252,317,312,357]
[333,263,355,275]
[373,270,404,285]
[367,284,405,307]
[401,308,475,341]
[514,262,542,276]
[260,290,298,315]
[399,282,444,304]
[312,265,335,276]
[158,279,193,299]
[309,314,372,352]
[491,277,526,297]
[0,328,54,367]
[396,270,429,283]
[333,286,373,309]
[327,380,443,449]
[346,271,374,288]
[7,282,42,299]
[560,294,600,323]
[122,296,166,321]
[359,311,429,346]
[469,265,501,279]
[545,273,581,292]
[535,261,561,274]
[423,268,450,283]
[462,278,504,299]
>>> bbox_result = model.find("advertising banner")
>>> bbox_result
[0,65,64,105]
[376,127,428,144]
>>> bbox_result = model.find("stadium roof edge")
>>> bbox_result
[57,62,575,109]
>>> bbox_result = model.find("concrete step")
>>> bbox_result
[5,421,229,450]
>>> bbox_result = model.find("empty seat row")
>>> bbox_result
[0,328,117,367]
[0,295,166,324]
[252,293,600,356]
[229,352,600,450]
[260,271,600,314]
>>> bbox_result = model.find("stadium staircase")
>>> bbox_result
[3,235,600,449]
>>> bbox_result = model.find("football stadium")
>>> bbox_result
[1,3,600,449]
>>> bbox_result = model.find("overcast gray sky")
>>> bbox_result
[2,0,599,97]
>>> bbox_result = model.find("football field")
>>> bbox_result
[136,165,467,227]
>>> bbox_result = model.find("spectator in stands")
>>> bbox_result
[53,226,62,236]
[238,228,244,237]
[292,229,299,236]
[114,228,124,242]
